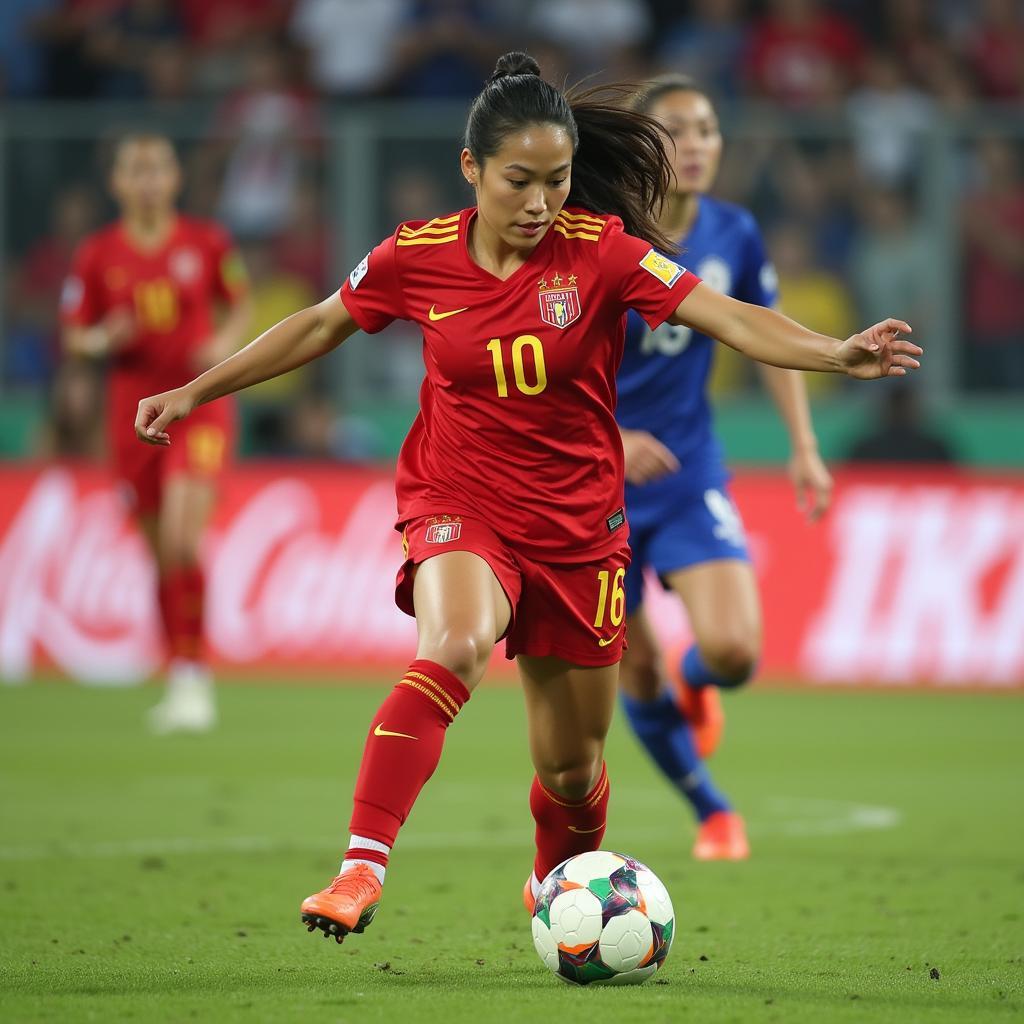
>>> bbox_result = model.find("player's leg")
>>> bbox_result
[519,654,617,909]
[147,471,219,734]
[618,605,736,839]
[670,558,761,689]
[640,485,757,758]
[301,527,515,942]
[667,557,761,755]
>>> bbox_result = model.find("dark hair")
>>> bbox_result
[464,52,676,252]
[632,73,708,115]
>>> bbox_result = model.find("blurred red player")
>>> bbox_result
[61,134,250,733]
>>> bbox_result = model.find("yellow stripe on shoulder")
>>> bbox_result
[553,223,601,243]
[400,224,461,239]
[400,214,461,239]
[556,210,608,228]
[396,233,459,247]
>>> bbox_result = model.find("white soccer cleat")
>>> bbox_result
[147,662,217,735]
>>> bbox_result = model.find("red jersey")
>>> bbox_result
[60,216,247,422]
[341,206,700,563]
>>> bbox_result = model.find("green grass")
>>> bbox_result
[0,682,1022,1023]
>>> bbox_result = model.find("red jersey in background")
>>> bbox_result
[341,206,700,563]
[61,216,247,511]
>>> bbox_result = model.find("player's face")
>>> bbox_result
[111,140,181,217]
[650,90,722,197]
[463,123,573,252]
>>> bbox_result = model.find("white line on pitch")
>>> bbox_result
[0,798,900,862]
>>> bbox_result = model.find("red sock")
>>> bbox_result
[160,566,206,662]
[345,660,470,866]
[156,575,175,651]
[530,763,610,882]
[177,565,205,662]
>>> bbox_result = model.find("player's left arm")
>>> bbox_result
[757,361,833,521]
[668,284,921,379]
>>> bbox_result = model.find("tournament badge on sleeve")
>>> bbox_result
[538,272,581,330]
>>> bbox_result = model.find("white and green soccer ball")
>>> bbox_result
[531,850,675,985]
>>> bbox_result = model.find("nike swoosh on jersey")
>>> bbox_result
[428,304,469,321]
[597,629,623,647]
[568,824,604,834]
[373,723,418,740]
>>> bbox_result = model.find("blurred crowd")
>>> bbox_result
[1,0,1023,460]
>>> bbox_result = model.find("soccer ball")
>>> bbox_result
[531,850,675,985]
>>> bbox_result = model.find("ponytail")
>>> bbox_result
[566,84,676,252]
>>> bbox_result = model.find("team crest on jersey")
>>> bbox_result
[424,515,463,544]
[169,247,201,283]
[537,272,581,329]
[639,249,685,287]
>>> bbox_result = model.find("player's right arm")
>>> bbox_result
[60,236,136,358]
[135,293,358,446]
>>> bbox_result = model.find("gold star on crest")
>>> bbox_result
[552,273,563,287]
[538,277,548,290]
[568,273,578,286]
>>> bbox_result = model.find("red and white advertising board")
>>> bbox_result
[1,463,1022,687]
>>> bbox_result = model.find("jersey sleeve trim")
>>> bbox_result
[638,270,702,330]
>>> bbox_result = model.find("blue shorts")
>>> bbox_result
[623,483,751,615]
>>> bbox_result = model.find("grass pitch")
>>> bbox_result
[0,680,1021,1023]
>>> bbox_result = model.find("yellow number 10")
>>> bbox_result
[594,567,626,628]
[487,335,547,397]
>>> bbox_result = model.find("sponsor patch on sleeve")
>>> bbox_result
[639,249,685,287]
[348,252,370,291]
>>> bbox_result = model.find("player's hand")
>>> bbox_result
[620,428,680,485]
[134,387,195,446]
[789,445,833,522]
[103,308,136,350]
[837,319,921,380]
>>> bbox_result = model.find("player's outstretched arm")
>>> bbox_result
[669,283,921,379]
[135,293,358,446]
[756,363,833,521]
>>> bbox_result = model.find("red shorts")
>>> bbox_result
[396,514,630,667]
[110,400,235,517]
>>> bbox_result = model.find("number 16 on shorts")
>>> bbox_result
[594,567,625,645]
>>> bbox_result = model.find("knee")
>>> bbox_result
[418,629,490,687]
[618,649,662,701]
[537,754,603,802]
[158,531,201,571]
[700,634,759,687]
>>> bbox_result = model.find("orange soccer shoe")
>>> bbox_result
[301,865,382,943]
[523,875,537,915]
[670,651,726,759]
[692,810,750,861]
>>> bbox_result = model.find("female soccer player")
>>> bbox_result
[616,76,834,861]
[133,54,920,943]
[61,135,250,733]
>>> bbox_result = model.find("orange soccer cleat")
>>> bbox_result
[670,650,725,759]
[692,810,750,861]
[300,865,382,943]
[523,875,537,915]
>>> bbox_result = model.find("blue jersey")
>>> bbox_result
[616,195,778,503]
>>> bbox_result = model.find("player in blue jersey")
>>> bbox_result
[617,76,835,861]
